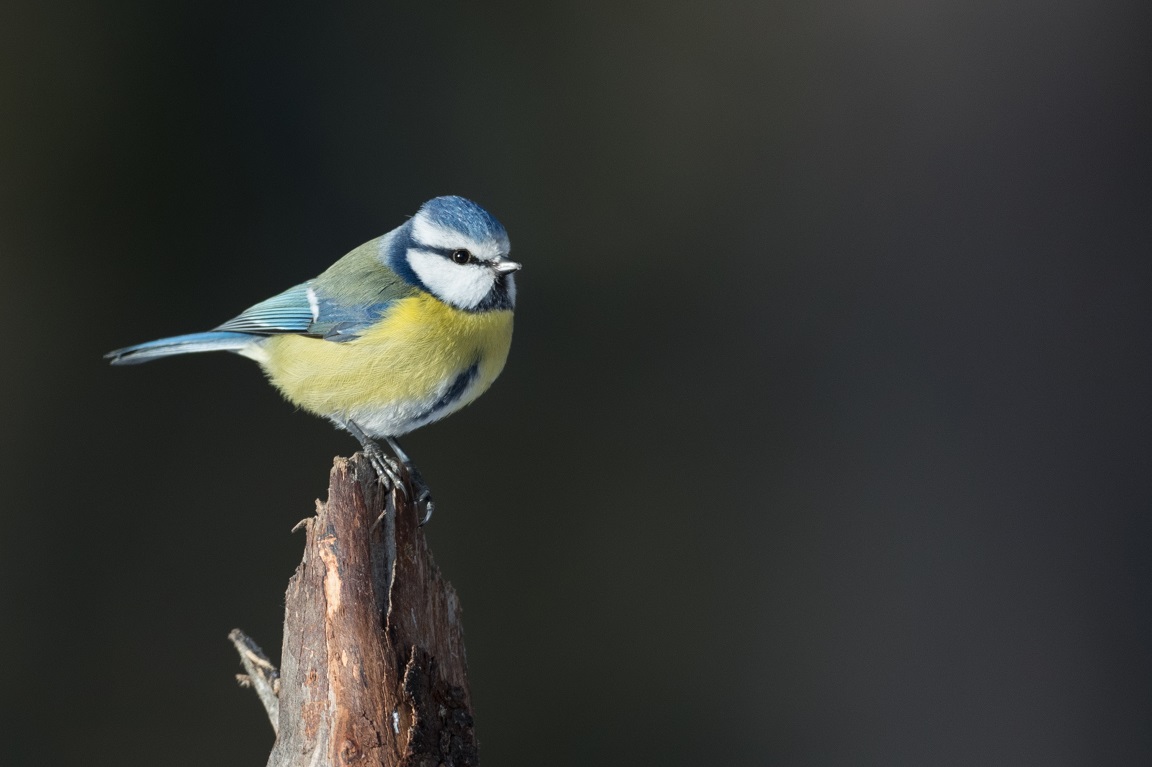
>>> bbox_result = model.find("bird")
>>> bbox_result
[105,195,520,522]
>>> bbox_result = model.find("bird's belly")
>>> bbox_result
[259,294,513,436]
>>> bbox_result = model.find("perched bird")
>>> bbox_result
[106,196,520,521]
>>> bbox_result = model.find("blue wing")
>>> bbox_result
[213,281,391,342]
[214,283,316,334]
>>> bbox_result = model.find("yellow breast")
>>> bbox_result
[258,293,514,424]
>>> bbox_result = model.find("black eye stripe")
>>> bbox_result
[415,244,477,260]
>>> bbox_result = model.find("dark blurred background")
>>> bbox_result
[2,0,1150,764]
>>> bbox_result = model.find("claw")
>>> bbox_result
[385,437,435,524]
[368,451,409,499]
[340,419,409,498]
[417,495,435,526]
[340,422,436,522]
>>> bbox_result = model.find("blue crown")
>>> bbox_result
[419,196,508,245]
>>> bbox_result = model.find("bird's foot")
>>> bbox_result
[342,421,434,523]
[341,419,409,500]
[407,465,435,526]
[362,441,410,500]
[385,437,435,525]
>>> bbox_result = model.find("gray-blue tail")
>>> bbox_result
[105,331,255,365]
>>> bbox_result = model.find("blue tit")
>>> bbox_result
[106,196,520,520]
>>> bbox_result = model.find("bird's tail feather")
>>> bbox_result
[105,331,256,365]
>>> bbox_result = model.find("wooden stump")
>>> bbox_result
[231,454,477,767]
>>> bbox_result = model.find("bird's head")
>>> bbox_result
[390,196,519,312]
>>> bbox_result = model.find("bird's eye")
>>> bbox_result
[451,249,472,265]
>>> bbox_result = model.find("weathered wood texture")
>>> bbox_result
[237,454,477,767]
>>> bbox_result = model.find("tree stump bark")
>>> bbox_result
[231,454,477,767]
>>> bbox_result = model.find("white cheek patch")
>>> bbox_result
[411,212,500,258]
[407,249,495,310]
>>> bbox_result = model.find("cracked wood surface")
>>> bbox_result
[257,454,477,767]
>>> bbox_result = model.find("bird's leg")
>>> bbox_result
[341,419,408,500]
[384,437,435,525]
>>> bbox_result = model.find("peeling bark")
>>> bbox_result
[233,454,477,767]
